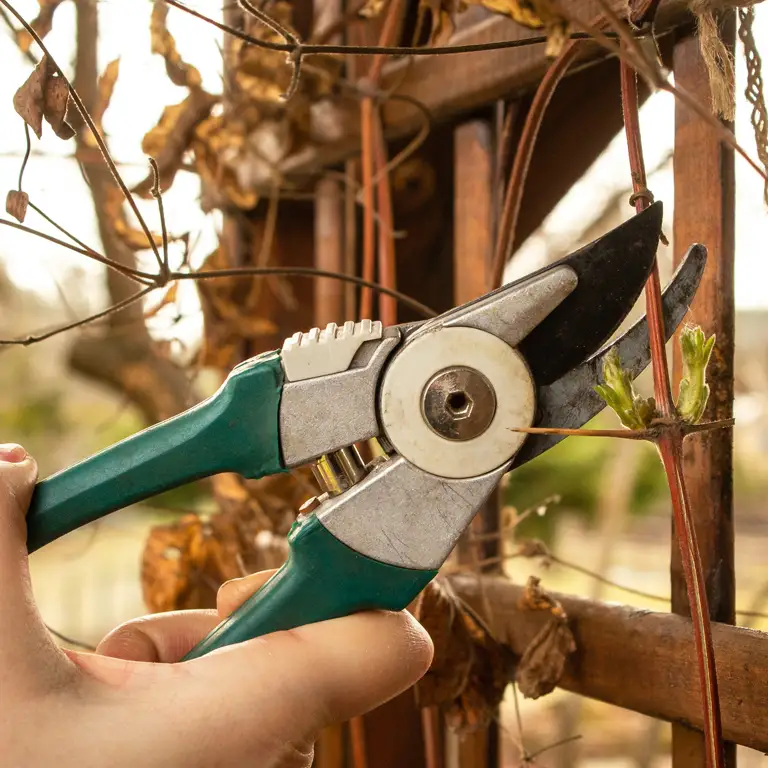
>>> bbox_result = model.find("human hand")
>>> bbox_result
[0,445,433,768]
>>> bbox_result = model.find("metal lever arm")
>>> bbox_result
[183,513,436,660]
[26,352,285,553]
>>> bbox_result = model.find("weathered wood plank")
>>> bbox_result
[282,0,689,181]
[453,118,497,768]
[452,577,768,753]
[671,14,737,768]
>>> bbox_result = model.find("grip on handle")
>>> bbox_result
[27,352,285,553]
[183,514,437,660]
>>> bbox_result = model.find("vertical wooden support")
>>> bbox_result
[314,179,347,768]
[672,18,736,768]
[451,119,498,768]
[315,177,345,326]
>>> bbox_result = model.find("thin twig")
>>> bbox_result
[174,267,436,316]
[620,53,724,767]
[163,1,613,57]
[17,122,30,191]
[0,218,156,282]
[148,158,170,278]
[0,0,164,268]
[0,285,154,345]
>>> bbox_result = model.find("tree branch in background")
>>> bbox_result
[68,0,192,423]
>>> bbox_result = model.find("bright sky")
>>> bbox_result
[1,0,767,338]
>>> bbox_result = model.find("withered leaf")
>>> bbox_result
[196,246,278,369]
[462,0,569,56]
[13,55,74,140]
[14,0,65,52]
[133,91,216,198]
[144,282,179,320]
[44,72,74,139]
[357,0,385,17]
[91,58,120,134]
[516,617,576,699]
[6,190,29,223]
[103,185,166,251]
[515,576,576,699]
[418,0,462,46]
[151,0,203,89]
[141,470,314,612]
[415,579,513,732]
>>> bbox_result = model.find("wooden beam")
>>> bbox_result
[314,177,345,326]
[280,0,690,182]
[453,118,497,768]
[672,15,737,768]
[451,576,768,754]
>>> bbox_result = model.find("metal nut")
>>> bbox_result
[421,366,497,441]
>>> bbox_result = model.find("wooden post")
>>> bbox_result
[672,15,736,768]
[451,118,498,768]
[314,178,345,326]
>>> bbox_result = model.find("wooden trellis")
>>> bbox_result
[294,2,751,766]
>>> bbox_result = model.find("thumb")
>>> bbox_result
[0,445,63,677]
[0,443,39,584]
[192,608,433,745]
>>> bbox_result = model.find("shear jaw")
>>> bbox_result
[315,267,580,570]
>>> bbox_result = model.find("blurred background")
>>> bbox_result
[1,0,767,765]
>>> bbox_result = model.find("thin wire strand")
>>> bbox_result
[162,0,614,57]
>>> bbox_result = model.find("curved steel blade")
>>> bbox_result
[511,243,708,468]
[518,201,664,385]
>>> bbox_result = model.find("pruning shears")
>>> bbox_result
[24,202,706,661]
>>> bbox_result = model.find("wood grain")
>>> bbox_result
[452,576,768,753]
[672,17,737,768]
[280,0,689,182]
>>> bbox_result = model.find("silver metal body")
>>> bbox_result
[275,243,707,571]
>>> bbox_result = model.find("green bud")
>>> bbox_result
[594,347,657,430]
[676,325,716,425]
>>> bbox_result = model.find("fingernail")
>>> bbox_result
[0,444,27,463]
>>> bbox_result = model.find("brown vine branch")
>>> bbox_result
[619,53,724,767]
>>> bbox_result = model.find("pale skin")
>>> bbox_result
[0,444,434,768]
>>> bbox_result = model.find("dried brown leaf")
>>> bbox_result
[516,617,576,698]
[415,579,513,732]
[14,0,65,52]
[144,282,179,320]
[141,470,314,612]
[515,576,576,699]
[133,91,216,197]
[357,0,385,17]
[5,190,29,223]
[418,0,461,46]
[463,0,569,55]
[151,0,202,89]
[196,246,278,369]
[91,58,120,133]
[104,186,166,252]
[13,55,74,140]
[43,72,74,139]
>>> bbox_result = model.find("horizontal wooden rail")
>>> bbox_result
[281,0,690,181]
[451,575,768,753]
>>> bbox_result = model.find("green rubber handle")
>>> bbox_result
[26,352,285,554]
[184,514,437,660]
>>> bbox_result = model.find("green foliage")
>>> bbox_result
[0,390,66,436]
[677,326,716,424]
[594,348,657,430]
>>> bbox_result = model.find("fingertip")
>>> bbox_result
[216,569,276,617]
[96,610,220,664]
